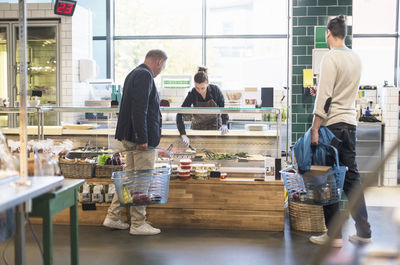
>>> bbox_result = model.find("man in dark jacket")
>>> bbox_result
[103,49,168,235]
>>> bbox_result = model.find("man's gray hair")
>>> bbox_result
[145,49,168,61]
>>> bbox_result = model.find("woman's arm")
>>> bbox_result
[212,85,229,124]
[176,91,194,135]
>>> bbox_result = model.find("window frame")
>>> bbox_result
[353,0,400,86]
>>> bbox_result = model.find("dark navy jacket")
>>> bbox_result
[115,64,161,147]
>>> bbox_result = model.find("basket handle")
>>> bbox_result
[111,147,172,175]
[291,147,298,169]
[317,143,340,168]
[292,143,340,169]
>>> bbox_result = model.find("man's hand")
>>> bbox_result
[137,143,148,150]
[310,86,317,96]
[311,128,319,145]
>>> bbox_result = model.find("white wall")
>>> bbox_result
[381,86,399,186]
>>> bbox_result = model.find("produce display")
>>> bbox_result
[98,153,122,166]
[67,146,112,159]
[205,152,248,160]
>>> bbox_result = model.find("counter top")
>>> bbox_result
[357,122,384,126]
[169,179,283,185]
[1,126,278,137]
[0,176,64,212]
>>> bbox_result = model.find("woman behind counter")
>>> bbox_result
[176,66,229,147]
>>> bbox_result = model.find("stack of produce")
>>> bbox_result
[98,153,122,166]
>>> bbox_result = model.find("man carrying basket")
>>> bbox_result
[309,16,371,247]
[103,49,168,235]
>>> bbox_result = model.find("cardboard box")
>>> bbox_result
[303,165,331,177]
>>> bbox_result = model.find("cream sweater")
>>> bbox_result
[313,48,361,126]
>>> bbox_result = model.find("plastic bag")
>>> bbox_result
[92,184,104,203]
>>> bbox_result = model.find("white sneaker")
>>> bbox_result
[309,233,343,247]
[349,234,372,244]
[129,222,161,235]
[103,217,130,230]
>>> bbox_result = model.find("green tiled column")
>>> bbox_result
[291,0,352,142]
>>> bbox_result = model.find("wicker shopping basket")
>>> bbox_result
[288,201,327,232]
[95,164,124,178]
[59,158,95,178]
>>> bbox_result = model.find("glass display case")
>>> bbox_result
[0,106,285,231]
[159,107,282,180]
[1,106,283,180]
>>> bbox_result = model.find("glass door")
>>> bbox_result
[13,23,58,125]
[0,25,9,127]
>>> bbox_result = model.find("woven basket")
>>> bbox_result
[59,158,95,179]
[95,164,124,178]
[288,201,327,232]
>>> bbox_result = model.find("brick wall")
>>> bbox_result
[291,0,352,142]
[381,86,399,186]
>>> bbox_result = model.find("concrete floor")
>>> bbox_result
[1,187,399,265]
[0,205,399,265]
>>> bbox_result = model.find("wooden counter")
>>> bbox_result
[147,179,285,231]
[48,178,285,231]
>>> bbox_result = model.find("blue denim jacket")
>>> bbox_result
[294,126,341,173]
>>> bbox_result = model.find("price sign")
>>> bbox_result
[54,0,77,16]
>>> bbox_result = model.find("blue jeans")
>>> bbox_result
[323,123,371,238]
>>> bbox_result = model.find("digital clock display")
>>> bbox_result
[54,0,77,16]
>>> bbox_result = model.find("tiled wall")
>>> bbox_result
[292,0,352,142]
[381,86,399,186]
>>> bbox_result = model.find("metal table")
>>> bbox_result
[0,176,64,265]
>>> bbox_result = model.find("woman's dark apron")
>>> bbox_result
[191,96,222,130]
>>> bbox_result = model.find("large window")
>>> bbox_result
[113,0,290,95]
[353,0,399,87]
[115,0,202,36]
[114,39,203,86]
[352,38,396,86]
[79,0,109,79]
[206,39,288,90]
[206,0,288,35]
